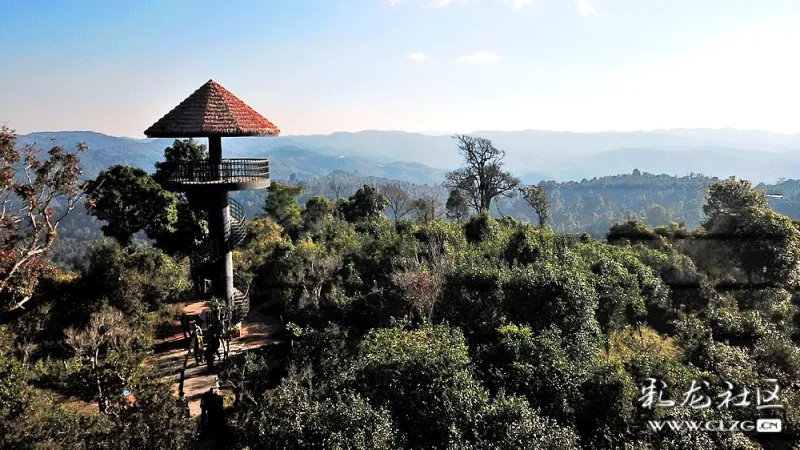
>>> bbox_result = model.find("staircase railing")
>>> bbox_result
[231,273,251,325]
[190,197,247,270]
[188,197,251,324]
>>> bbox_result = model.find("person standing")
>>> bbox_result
[191,326,204,365]
[196,335,205,365]
[200,388,215,431]
[205,332,221,370]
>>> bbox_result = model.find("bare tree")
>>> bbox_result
[412,188,445,225]
[0,127,86,313]
[392,234,451,322]
[328,170,353,200]
[381,183,414,221]
[444,135,520,213]
[65,308,136,414]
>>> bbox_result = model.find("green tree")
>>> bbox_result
[163,138,208,162]
[241,371,397,450]
[81,240,189,317]
[152,199,208,257]
[485,324,586,424]
[703,177,769,226]
[445,135,520,213]
[502,262,601,343]
[64,307,194,448]
[520,185,550,228]
[354,325,488,448]
[111,377,195,450]
[645,203,670,226]
[264,182,304,232]
[85,165,178,246]
[338,184,388,223]
[0,326,26,442]
[445,189,469,223]
[302,195,334,230]
[475,394,581,450]
[701,178,800,286]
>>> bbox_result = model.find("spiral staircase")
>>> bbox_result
[188,197,250,325]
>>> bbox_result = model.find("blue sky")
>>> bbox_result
[1,0,799,137]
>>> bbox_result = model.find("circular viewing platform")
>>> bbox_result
[154,158,270,192]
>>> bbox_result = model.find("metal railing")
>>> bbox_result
[155,158,270,184]
[228,198,246,250]
[231,273,251,325]
[181,196,252,324]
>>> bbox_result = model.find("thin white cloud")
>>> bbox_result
[502,0,537,9]
[575,0,598,16]
[406,52,432,62]
[457,52,505,64]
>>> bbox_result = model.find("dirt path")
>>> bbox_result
[152,301,282,417]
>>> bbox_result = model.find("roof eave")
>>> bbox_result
[144,129,281,138]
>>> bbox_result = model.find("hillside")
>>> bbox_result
[18,132,445,185]
[21,128,800,184]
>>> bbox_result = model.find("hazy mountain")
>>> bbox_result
[265,129,800,174]
[18,132,446,185]
[547,147,799,183]
[17,128,800,185]
[252,129,800,182]
[19,131,167,178]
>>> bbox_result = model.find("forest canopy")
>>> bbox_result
[1,131,799,449]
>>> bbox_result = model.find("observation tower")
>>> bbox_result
[145,79,278,323]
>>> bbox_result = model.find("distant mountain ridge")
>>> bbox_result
[17,131,446,184]
[17,128,800,184]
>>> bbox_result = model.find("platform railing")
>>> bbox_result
[155,158,270,184]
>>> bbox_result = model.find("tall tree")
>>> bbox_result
[157,140,210,256]
[302,195,334,230]
[163,138,208,162]
[701,178,800,286]
[380,183,414,222]
[445,189,469,223]
[338,185,389,223]
[152,199,208,257]
[264,182,304,231]
[445,135,520,213]
[0,127,86,312]
[645,203,670,226]
[85,165,178,246]
[702,177,768,229]
[520,185,550,228]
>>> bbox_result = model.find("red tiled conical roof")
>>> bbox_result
[144,80,280,137]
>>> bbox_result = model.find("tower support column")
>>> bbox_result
[208,190,234,303]
[207,136,234,304]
